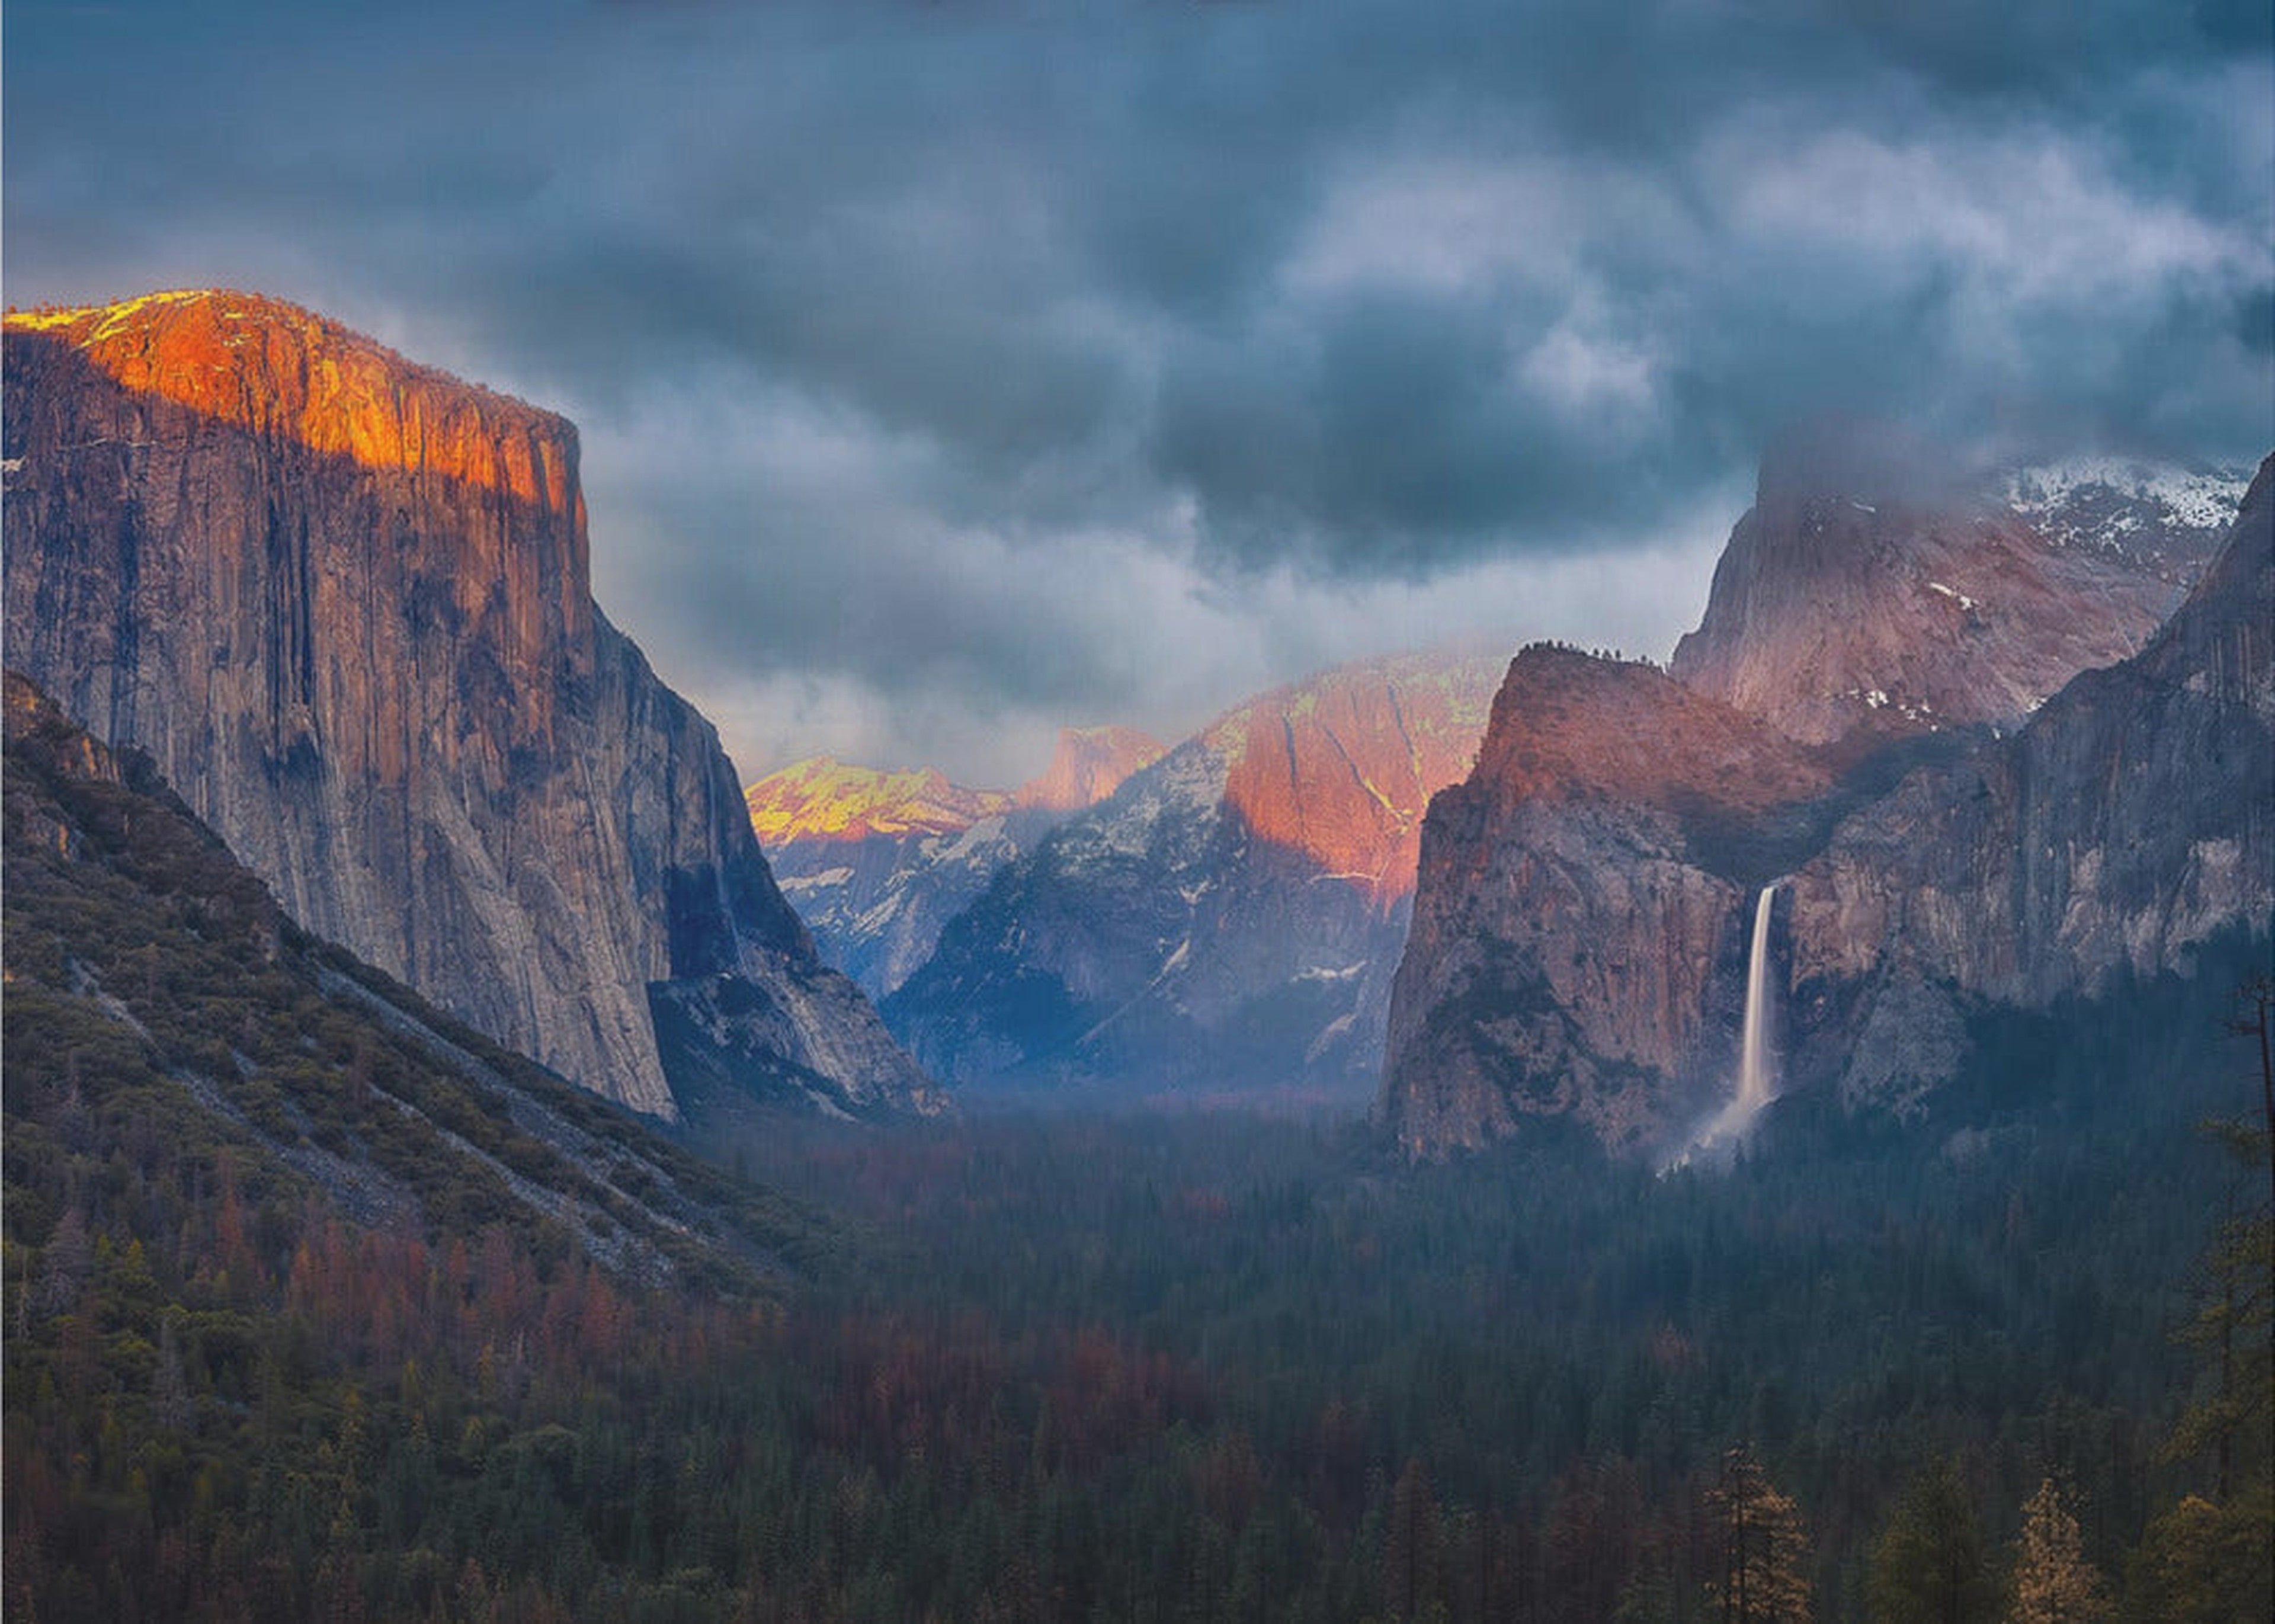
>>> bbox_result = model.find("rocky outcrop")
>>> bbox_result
[1383,447,2270,1157]
[885,650,1502,1098]
[1671,425,2240,751]
[1379,649,1841,1157]
[2,290,934,1121]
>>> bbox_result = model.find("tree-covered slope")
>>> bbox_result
[1,671,839,1617]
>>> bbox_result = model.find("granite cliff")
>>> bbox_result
[1379,649,1842,1155]
[1671,429,2235,752]
[1781,454,2274,1116]
[2,667,825,1288]
[2,290,934,1122]
[1384,442,2265,1158]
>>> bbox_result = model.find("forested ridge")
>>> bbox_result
[3,675,2269,1619]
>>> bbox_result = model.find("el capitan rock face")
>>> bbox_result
[1383,447,2271,1158]
[884,650,1502,1098]
[1670,427,2241,751]
[2,290,934,1120]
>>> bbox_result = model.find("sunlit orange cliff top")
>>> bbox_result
[5,289,579,510]
[745,760,1016,844]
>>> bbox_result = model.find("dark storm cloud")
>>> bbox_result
[6,0,2268,774]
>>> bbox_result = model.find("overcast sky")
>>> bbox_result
[7,1,2270,784]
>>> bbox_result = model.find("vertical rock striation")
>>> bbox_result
[2,290,934,1120]
[1781,454,2275,1113]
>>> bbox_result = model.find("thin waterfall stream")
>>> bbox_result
[1669,882,1781,1167]
[1734,882,1778,1119]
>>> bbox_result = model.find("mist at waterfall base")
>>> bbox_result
[1667,883,1783,1171]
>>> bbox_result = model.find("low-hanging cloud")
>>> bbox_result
[6,0,2268,780]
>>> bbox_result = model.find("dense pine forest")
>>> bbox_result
[4,684,2271,1619]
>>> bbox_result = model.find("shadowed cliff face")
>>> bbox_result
[2,290,934,1121]
[1780,454,2275,1116]
[1379,649,1838,1158]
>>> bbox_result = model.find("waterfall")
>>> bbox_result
[1734,882,1779,1116]
[1667,882,1781,1168]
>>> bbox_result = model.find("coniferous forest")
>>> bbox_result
[5,681,2270,1621]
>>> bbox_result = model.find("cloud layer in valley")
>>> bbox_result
[7,1,2268,782]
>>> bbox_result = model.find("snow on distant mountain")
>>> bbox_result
[884,649,1504,1100]
[1671,431,2238,752]
[747,729,1164,1000]
[2003,458,2250,555]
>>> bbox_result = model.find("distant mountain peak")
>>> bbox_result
[885,645,1507,1097]
[1208,649,1501,908]
[1672,436,2242,748]
[744,729,1161,1001]
[747,728,1165,850]
[745,758,1014,845]
[2001,457,2251,561]
[1012,725,1167,813]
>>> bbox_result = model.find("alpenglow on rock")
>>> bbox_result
[1671,423,2243,752]
[746,728,1165,1001]
[2,290,935,1122]
[884,649,1503,1099]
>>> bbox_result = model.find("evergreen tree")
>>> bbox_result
[2008,1478,2107,1624]
[1869,1456,2000,1624]
[1382,1456,1444,1622]
[1706,1443,1812,1623]
[2128,979,2275,1620]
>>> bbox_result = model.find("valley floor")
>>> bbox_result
[9,945,2271,1620]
